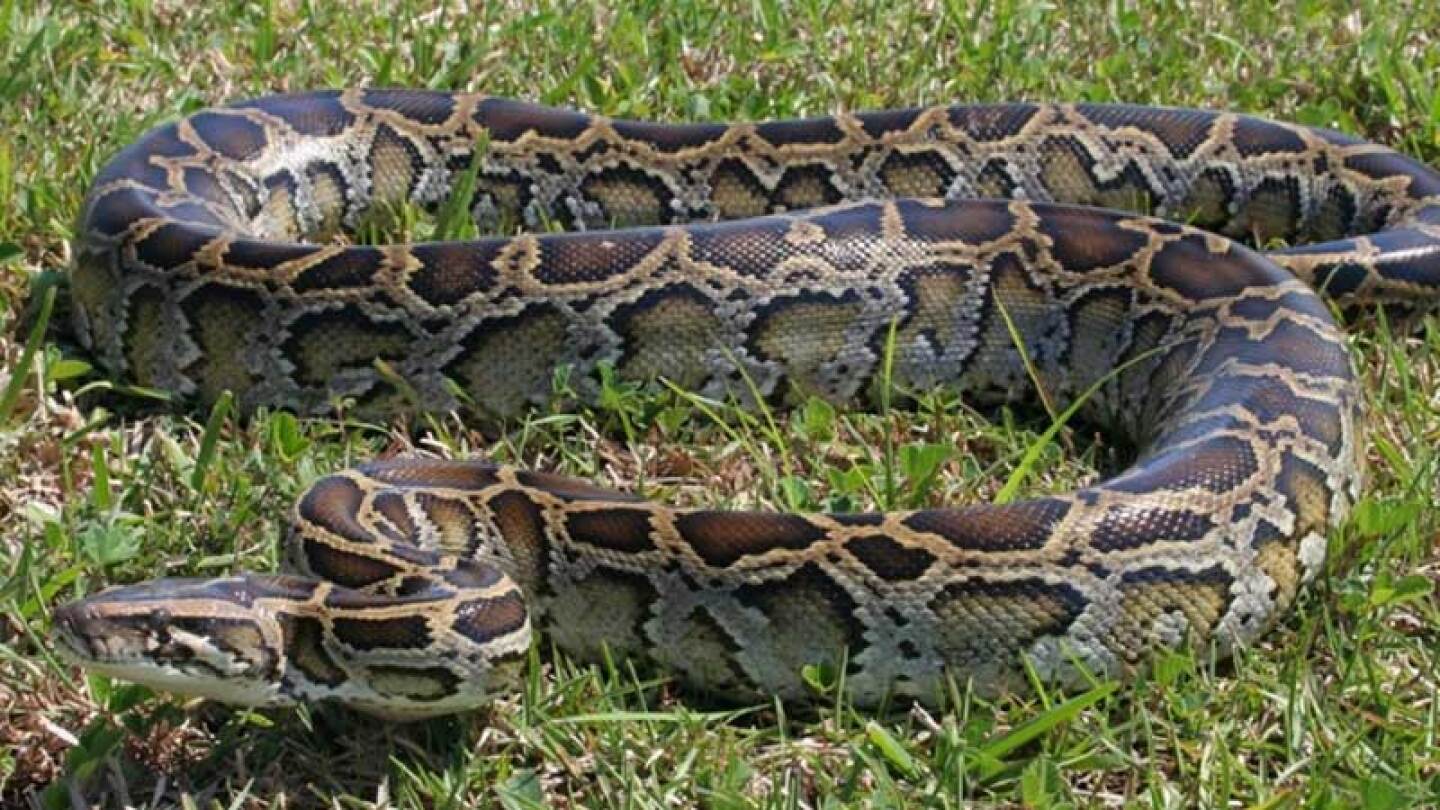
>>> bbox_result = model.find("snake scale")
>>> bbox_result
[52,90,1440,719]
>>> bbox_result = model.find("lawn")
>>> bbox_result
[1,0,1437,807]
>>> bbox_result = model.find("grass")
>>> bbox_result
[1,0,1437,807]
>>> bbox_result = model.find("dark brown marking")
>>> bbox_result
[330,613,431,650]
[1229,117,1308,157]
[298,476,375,544]
[856,107,925,139]
[845,535,935,580]
[1037,205,1151,271]
[515,469,642,502]
[88,187,162,236]
[360,459,501,491]
[299,539,401,588]
[238,91,356,137]
[611,118,729,151]
[754,116,845,145]
[189,112,269,161]
[475,97,592,141]
[903,499,1071,552]
[409,241,503,305]
[291,248,384,293]
[1148,233,1269,301]
[1078,104,1217,160]
[537,229,668,285]
[133,222,216,271]
[223,237,325,270]
[564,509,656,554]
[361,89,456,125]
[675,511,827,567]
[946,103,1041,141]
[451,591,529,646]
[900,198,1015,243]
[371,491,416,543]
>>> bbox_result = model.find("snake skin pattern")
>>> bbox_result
[52,90,1440,719]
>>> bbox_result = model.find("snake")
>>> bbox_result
[50,90,1440,720]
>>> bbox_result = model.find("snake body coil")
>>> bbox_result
[53,91,1440,718]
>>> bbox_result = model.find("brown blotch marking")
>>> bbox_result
[1116,565,1233,647]
[1228,117,1308,157]
[408,241,503,306]
[1109,436,1259,495]
[180,284,265,403]
[536,229,667,285]
[611,284,726,389]
[487,489,550,588]
[367,665,460,701]
[565,508,656,554]
[709,158,772,219]
[282,306,414,388]
[474,97,592,141]
[515,469,639,502]
[132,220,214,271]
[240,91,356,137]
[747,289,864,396]
[361,89,456,125]
[222,237,325,270]
[291,248,384,293]
[903,499,1069,552]
[928,577,1086,663]
[1255,539,1302,612]
[578,165,672,227]
[88,187,161,236]
[754,116,845,145]
[675,511,826,567]
[299,475,375,543]
[330,613,431,651]
[255,172,303,239]
[122,284,168,389]
[857,106,924,139]
[900,198,1014,243]
[655,606,757,699]
[299,539,401,588]
[1147,233,1263,301]
[1037,206,1151,271]
[946,103,1041,141]
[974,158,1022,198]
[281,614,346,687]
[968,254,1059,395]
[451,591,529,646]
[543,566,657,662]
[361,459,501,491]
[371,491,416,543]
[415,493,477,554]
[845,535,935,580]
[367,124,423,205]
[611,118,729,151]
[1344,151,1440,198]
[189,112,268,161]
[446,302,564,409]
[1090,506,1214,552]
[1078,104,1217,160]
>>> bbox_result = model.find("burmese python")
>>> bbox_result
[52,90,1440,719]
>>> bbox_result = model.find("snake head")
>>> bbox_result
[52,576,299,709]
